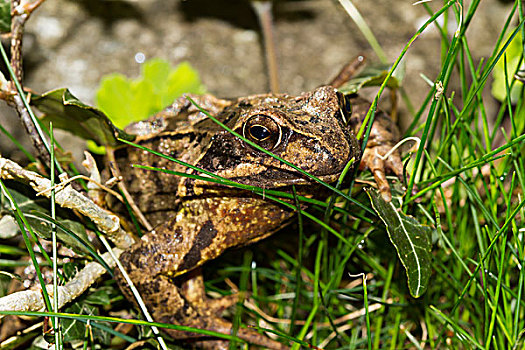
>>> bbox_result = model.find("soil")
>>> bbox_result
[0,0,515,164]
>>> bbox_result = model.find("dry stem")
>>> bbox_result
[0,249,123,313]
[4,0,51,167]
[0,157,135,248]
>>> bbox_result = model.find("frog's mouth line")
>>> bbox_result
[226,162,358,189]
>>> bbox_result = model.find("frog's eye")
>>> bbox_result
[336,91,352,125]
[243,114,282,150]
[249,125,271,140]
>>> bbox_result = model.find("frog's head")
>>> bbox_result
[196,86,361,188]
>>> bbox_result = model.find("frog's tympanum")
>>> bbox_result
[113,86,403,349]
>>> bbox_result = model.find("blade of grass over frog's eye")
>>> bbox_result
[184,97,373,215]
[134,160,366,226]
[121,136,372,222]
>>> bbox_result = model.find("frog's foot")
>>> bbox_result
[360,143,404,201]
[126,273,288,350]
[180,269,240,313]
[188,316,289,350]
[169,296,289,349]
[179,270,287,349]
[206,293,243,314]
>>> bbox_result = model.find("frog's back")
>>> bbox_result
[114,94,233,226]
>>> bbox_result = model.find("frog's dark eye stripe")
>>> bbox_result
[243,114,282,150]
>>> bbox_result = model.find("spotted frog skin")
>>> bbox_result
[113,86,402,349]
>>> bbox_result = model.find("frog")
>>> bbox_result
[112,83,403,349]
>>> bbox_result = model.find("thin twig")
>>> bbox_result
[13,94,52,166]
[10,0,47,82]
[3,0,58,170]
[10,0,24,83]
[106,148,153,231]
[252,1,280,93]
[244,297,388,328]
[36,174,124,202]
[23,0,46,13]
[0,322,43,348]
[328,55,366,88]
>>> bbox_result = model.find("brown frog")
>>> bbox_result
[112,84,403,349]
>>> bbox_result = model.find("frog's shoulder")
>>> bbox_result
[124,94,232,138]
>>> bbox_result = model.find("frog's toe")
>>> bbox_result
[385,149,404,178]
[188,316,289,350]
[193,339,229,350]
[208,293,242,313]
[361,145,405,201]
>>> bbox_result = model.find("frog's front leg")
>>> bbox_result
[359,110,404,201]
[116,197,291,349]
[349,96,405,201]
